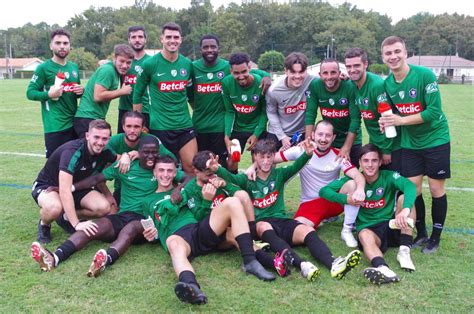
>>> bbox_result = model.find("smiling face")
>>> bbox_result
[231,62,251,87]
[201,38,219,65]
[86,127,111,156]
[382,41,408,73]
[113,55,133,75]
[139,143,158,170]
[160,29,182,54]
[154,161,176,190]
[254,152,274,174]
[285,63,307,89]
[359,151,382,181]
[313,122,336,154]
[345,56,367,83]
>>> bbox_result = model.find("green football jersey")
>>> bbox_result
[26,59,81,133]
[384,65,450,149]
[119,54,152,113]
[353,72,400,154]
[75,62,120,120]
[102,160,157,214]
[222,74,268,137]
[216,153,310,221]
[305,79,361,148]
[142,190,197,252]
[133,53,193,131]
[320,170,416,231]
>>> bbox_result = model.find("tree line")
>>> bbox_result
[1,0,472,70]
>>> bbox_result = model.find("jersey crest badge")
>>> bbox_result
[329,98,335,106]
[217,71,225,79]
[363,98,369,106]
[376,187,384,196]
[187,198,195,208]
[409,88,417,98]
[72,71,78,78]
[179,68,187,77]
[393,172,401,179]
[251,94,259,103]
[207,72,214,80]
[269,181,275,190]
[425,82,438,94]
[398,91,405,99]
[263,187,269,194]
[171,69,177,77]
[65,72,70,79]
[241,94,248,102]
[92,161,97,169]
[339,98,348,106]
[366,190,373,197]
[305,90,310,97]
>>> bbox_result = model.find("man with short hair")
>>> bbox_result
[320,144,417,284]
[275,120,366,248]
[133,22,197,175]
[32,119,117,243]
[143,152,275,305]
[74,44,135,138]
[344,47,401,171]
[210,139,361,281]
[26,28,84,158]
[379,36,451,253]
[30,136,166,276]
[117,26,152,133]
[266,52,314,151]
[305,59,362,167]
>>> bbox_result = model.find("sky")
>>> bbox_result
[1,0,473,30]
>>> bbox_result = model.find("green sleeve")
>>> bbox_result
[133,61,151,104]
[392,173,417,210]
[175,169,185,182]
[26,66,50,101]
[105,136,120,155]
[159,143,177,160]
[102,161,120,180]
[305,80,318,126]
[420,72,443,123]
[319,177,350,204]
[280,152,311,181]
[95,66,116,90]
[253,95,268,137]
[216,167,249,189]
[222,82,235,136]
[250,69,271,78]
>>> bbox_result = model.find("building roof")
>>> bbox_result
[407,55,474,68]
[0,58,43,68]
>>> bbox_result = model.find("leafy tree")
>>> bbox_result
[258,50,284,72]
[368,63,389,75]
[69,47,99,70]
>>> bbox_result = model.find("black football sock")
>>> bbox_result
[431,194,447,242]
[248,221,257,239]
[178,270,199,288]
[399,234,413,247]
[415,194,428,237]
[371,256,388,268]
[54,240,76,265]
[255,249,276,269]
[261,230,303,268]
[106,247,120,266]
[235,233,256,264]
[304,231,333,269]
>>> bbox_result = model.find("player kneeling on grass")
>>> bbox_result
[142,153,275,305]
[320,143,417,284]
[31,136,177,276]
[208,139,361,281]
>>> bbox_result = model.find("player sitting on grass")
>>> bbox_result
[208,139,361,281]
[31,136,181,276]
[142,153,275,305]
[320,144,417,284]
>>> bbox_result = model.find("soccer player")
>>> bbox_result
[32,120,117,243]
[266,52,314,151]
[379,36,451,253]
[221,53,268,164]
[320,144,417,284]
[191,35,271,167]
[26,29,84,158]
[274,120,366,247]
[344,47,401,171]
[30,136,164,275]
[133,22,197,175]
[210,139,361,281]
[106,111,175,205]
[142,153,275,305]
[74,44,134,138]
[117,26,152,133]
[304,59,362,167]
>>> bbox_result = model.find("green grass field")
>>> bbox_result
[0,80,473,312]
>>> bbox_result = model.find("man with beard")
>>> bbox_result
[74,44,134,138]
[117,26,152,133]
[305,59,362,167]
[31,136,167,275]
[27,29,84,158]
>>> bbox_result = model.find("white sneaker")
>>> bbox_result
[330,250,361,279]
[300,261,320,282]
[341,228,358,248]
[397,245,416,272]
[363,265,400,285]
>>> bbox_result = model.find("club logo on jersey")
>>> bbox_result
[207,73,214,80]
[339,98,348,106]
[72,71,78,78]
[187,197,195,208]
[263,187,269,194]
[409,88,417,98]
[171,69,177,77]
[398,91,405,99]
[269,181,275,190]
[376,187,384,196]
[233,104,256,114]
[320,108,349,118]
[362,198,385,209]
[196,82,222,94]
[217,71,225,79]
[360,110,375,120]
[241,95,248,102]
[366,190,373,197]
[124,74,137,85]
[377,93,387,103]
[212,194,226,208]
[363,98,369,106]
[393,172,401,179]
[305,90,310,97]
[158,81,187,92]
[135,65,144,75]
[395,102,423,115]
[425,82,438,94]
[31,74,38,83]
[329,98,335,106]
[284,101,306,114]
[251,94,259,103]
[92,161,97,169]
[180,68,187,77]
[64,72,70,79]
[253,191,279,209]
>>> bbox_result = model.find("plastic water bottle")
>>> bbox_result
[230,139,241,162]
[378,103,397,138]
